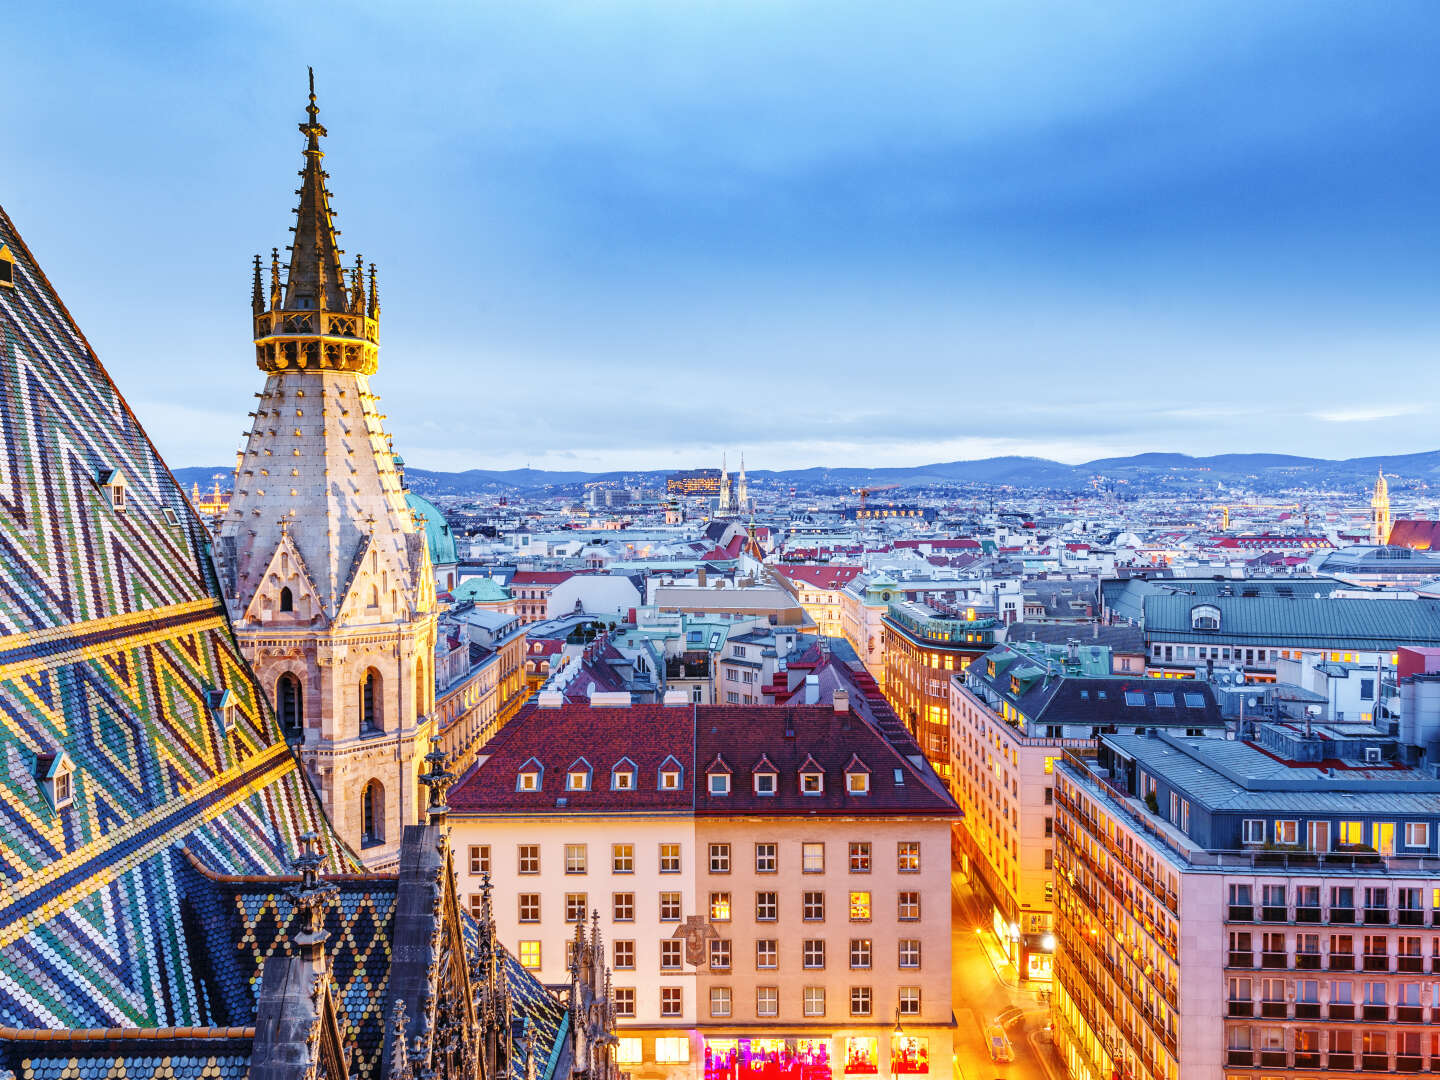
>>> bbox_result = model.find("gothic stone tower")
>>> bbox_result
[1371,468,1392,547]
[218,71,437,867]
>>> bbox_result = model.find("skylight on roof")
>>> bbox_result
[1124,691,1146,706]
[1184,693,1205,708]
[1154,693,1175,707]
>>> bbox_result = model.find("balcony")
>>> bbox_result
[1328,954,1355,971]
[1328,1053,1354,1069]
[1224,1051,1253,1067]
[1260,951,1287,969]
[1296,953,1321,970]
[1259,1001,1286,1018]
[1330,907,1356,924]
[1398,909,1423,926]
[1228,905,1254,922]
[1398,1057,1424,1073]
[1226,1001,1252,1017]
[1258,1051,1286,1068]
[1398,955,1423,972]
[1362,1004,1388,1021]
[1294,1051,1322,1069]
[1328,1003,1355,1020]
[1397,1005,1424,1022]
[1364,908,1390,925]
[1295,1002,1321,1019]
[1363,1055,1387,1071]
[1261,906,1287,922]
[1227,952,1254,969]
[1362,955,1389,972]
[1295,906,1321,923]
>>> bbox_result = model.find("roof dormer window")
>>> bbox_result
[1191,604,1221,631]
[753,754,778,796]
[611,757,636,790]
[658,755,684,791]
[0,244,15,288]
[566,758,592,791]
[707,754,732,796]
[97,468,126,512]
[517,756,544,792]
[207,687,239,734]
[799,755,825,796]
[36,750,73,811]
[845,755,871,795]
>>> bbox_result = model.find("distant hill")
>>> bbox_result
[175,449,1440,497]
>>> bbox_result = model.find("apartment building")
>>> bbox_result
[448,698,958,1080]
[1053,726,1440,1080]
[774,565,862,639]
[949,641,1222,981]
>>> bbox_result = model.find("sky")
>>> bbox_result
[5,1,1440,474]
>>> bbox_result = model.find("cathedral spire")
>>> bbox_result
[284,67,347,313]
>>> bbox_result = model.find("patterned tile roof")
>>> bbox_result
[3,1035,256,1080]
[0,199,341,1031]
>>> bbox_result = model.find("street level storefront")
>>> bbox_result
[701,1033,938,1080]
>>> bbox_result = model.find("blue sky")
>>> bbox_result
[6,1,1440,472]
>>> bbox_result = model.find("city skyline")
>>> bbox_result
[8,1,1440,472]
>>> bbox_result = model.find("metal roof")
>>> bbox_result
[1142,594,1440,649]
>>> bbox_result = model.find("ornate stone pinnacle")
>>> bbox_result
[418,746,455,825]
[286,831,338,954]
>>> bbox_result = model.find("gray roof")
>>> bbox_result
[1006,621,1144,654]
[1142,594,1440,649]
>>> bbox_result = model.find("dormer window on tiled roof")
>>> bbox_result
[707,755,732,796]
[845,755,871,795]
[36,749,73,811]
[207,687,239,734]
[566,759,592,791]
[753,755,779,796]
[97,468,127,512]
[611,757,637,790]
[517,757,543,792]
[658,755,684,791]
[799,755,825,795]
[0,243,14,288]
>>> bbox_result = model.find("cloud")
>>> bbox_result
[1308,405,1425,423]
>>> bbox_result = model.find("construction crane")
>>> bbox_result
[1215,503,1301,531]
[852,483,900,510]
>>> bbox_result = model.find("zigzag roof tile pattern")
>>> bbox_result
[0,204,339,1029]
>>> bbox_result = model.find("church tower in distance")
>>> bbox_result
[218,70,437,867]
[1371,468,1392,547]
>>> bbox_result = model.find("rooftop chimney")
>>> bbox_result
[833,689,850,714]
[663,689,689,707]
[538,691,564,709]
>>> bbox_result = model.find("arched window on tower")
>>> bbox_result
[279,586,294,613]
[416,660,427,715]
[361,780,384,847]
[277,673,303,738]
[370,585,380,609]
[361,669,382,733]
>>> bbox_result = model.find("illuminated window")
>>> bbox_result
[710,892,732,921]
[850,842,872,873]
[1339,821,1364,846]
[615,1036,641,1063]
[518,941,541,969]
[611,759,636,790]
[1274,820,1298,846]
[660,843,681,872]
[846,771,870,795]
[897,841,921,872]
[655,1035,688,1060]
[898,892,920,920]
[612,843,634,873]
[566,760,591,790]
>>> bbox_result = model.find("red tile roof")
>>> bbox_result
[774,564,862,590]
[449,703,695,813]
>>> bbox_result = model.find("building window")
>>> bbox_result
[517,768,540,792]
[898,892,921,920]
[613,940,635,969]
[518,894,540,922]
[802,842,825,873]
[1274,820,1298,846]
[518,845,540,874]
[360,780,383,847]
[660,940,683,970]
[850,986,872,1017]
[1242,819,1266,845]
[756,938,778,968]
[801,770,824,795]
[660,892,681,921]
[754,770,777,795]
[899,939,921,968]
[803,891,825,921]
[846,771,869,795]
[1339,821,1364,846]
[897,841,921,872]
[613,843,634,873]
[613,892,635,921]
[756,891,778,921]
[803,939,826,969]
[710,892,732,921]
[755,842,778,873]
[519,941,541,970]
[709,771,731,795]
[849,842,872,873]
[615,1035,641,1061]
[709,939,732,970]
[360,670,382,733]
[468,845,490,876]
[567,766,591,791]
[850,939,872,969]
[660,843,681,873]
[898,987,921,1016]
[565,844,587,874]
[277,673,304,736]
[659,765,682,791]
[1405,822,1430,848]
[710,986,732,1018]
[709,843,731,873]
[756,986,779,1017]
[565,893,587,923]
[850,891,872,921]
[803,987,826,1017]
[659,990,683,1020]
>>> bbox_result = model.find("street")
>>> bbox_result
[951,875,1064,1080]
